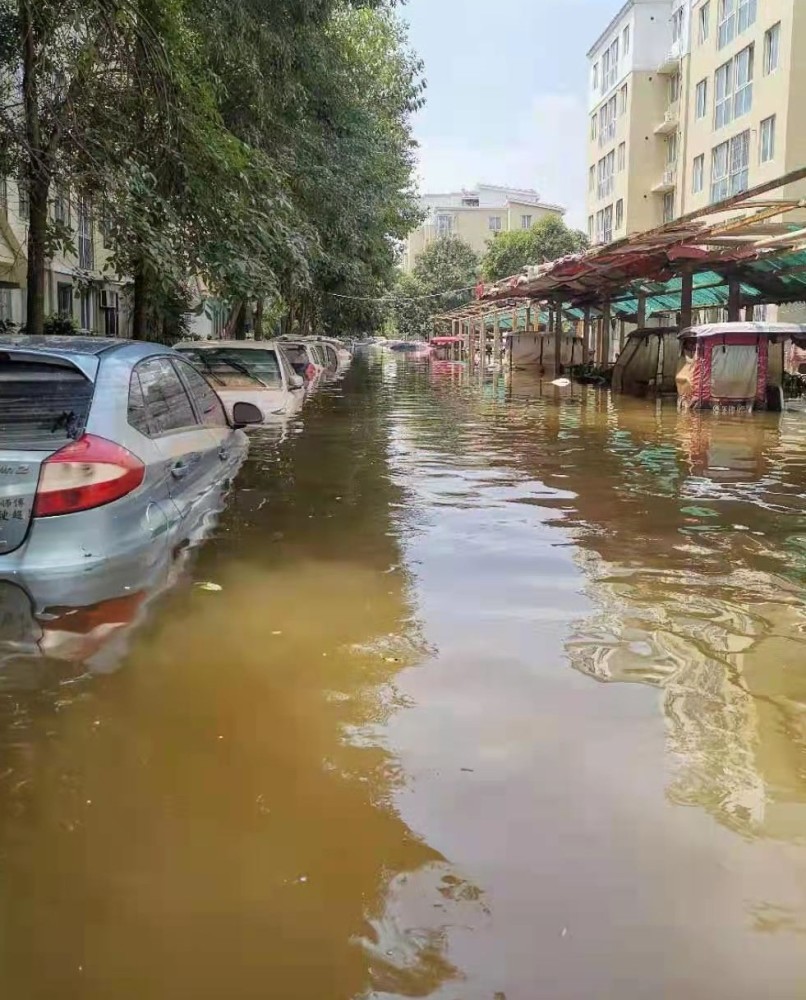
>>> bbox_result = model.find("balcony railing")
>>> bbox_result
[658,38,682,74]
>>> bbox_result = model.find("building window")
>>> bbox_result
[591,114,597,140]
[436,213,453,237]
[711,129,750,202]
[693,154,705,193]
[695,79,708,119]
[618,142,626,172]
[669,73,681,104]
[623,24,630,56]
[733,45,754,118]
[597,150,615,199]
[667,131,679,166]
[737,0,756,34]
[714,58,734,129]
[521,215,532,229]
[600,204,613,244]
[589,165,595,192]
[77,196,94,270]
[588,215,594,241]
[698,1,711,43]
[461,197,479,207]
[18,180,29,220]
[760,115,776,163]
[718,0,755,49]
[53,186,71,227]
[592,62,599,91]
[57,283,73,318]
[488,216,502,232]
[619,83,628,115]
[615,199,624,230]
[0,177,6,219]
[663,191,676,223]
[691,155,708,199]
[764,22,780,75]
[671,6,684,44]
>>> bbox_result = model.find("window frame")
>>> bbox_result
[520,214,532,230]
[488,215,502,233]
[131,356,200,439]
[695,78,708,120]
[692,154,705,194]
[171,356,230,429]
[617,142,626,172]
[763,22,781,76]
[760,115,776,164]
[732,44,754,120]
[615,198,624,230]
[698,1,711,44]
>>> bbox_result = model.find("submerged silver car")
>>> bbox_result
[0,336,259,671]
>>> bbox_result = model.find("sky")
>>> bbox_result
[401,0,621,228]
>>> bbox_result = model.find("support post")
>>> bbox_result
[727,276,741,321]
[583,306,591,364]
[637,293,647,329]
[464,320,472,364]
[553,298,563,374]
[680,267,694,331]
[479,315,487,371]
[493,311,501,369]
[526,305,532,332]
[601,301,611,366]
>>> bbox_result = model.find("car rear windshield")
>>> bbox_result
[0,358,94,450]
[180,348,283,388]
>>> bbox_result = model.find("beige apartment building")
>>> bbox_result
[0,176,127,334]
[402,184,565,272]
[587,0,806,246]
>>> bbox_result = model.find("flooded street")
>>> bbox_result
[1,352,806,999]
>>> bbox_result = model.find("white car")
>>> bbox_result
[174,340,305,424]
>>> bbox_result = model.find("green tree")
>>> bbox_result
[481,215,589,282]
[389,236,479,340]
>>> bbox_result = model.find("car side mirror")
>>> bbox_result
[289,373,304,390]
[232,401,264,427]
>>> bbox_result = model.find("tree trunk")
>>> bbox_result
[132,259,147,339]
[20,0,49,336]
[234,303,246,340]
[25,176,48,335]
[253,299,264,340]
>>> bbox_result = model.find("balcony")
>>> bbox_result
[651,165,677,194]
[657,38,682,74]
[654,100,680,135]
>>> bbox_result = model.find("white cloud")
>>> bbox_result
[415,93,588,229]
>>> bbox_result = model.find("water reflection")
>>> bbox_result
[0,363,470,1000]
[0,355,805,998]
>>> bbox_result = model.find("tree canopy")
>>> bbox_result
[0,0,424,337]
[481,216,589,283]
[389,236,479,340]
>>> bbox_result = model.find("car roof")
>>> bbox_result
[174,340,279,350]
[0,334,129,357]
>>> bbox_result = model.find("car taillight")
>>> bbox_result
[33,434,145,518]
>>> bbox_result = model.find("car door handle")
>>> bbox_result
[171,461,190,479]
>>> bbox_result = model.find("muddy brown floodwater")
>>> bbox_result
[1,352,806,999]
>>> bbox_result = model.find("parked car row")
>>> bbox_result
[0,332,352,685]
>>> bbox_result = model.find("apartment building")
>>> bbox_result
[0,176,128,334]
[681,0,806,219]
[402,184,565,272]
[587,0,806,245]
[586,1,673,245]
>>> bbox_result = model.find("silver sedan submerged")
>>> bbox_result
[0,335,260,673]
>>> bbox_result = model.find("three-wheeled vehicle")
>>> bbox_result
[676,323,806,411]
